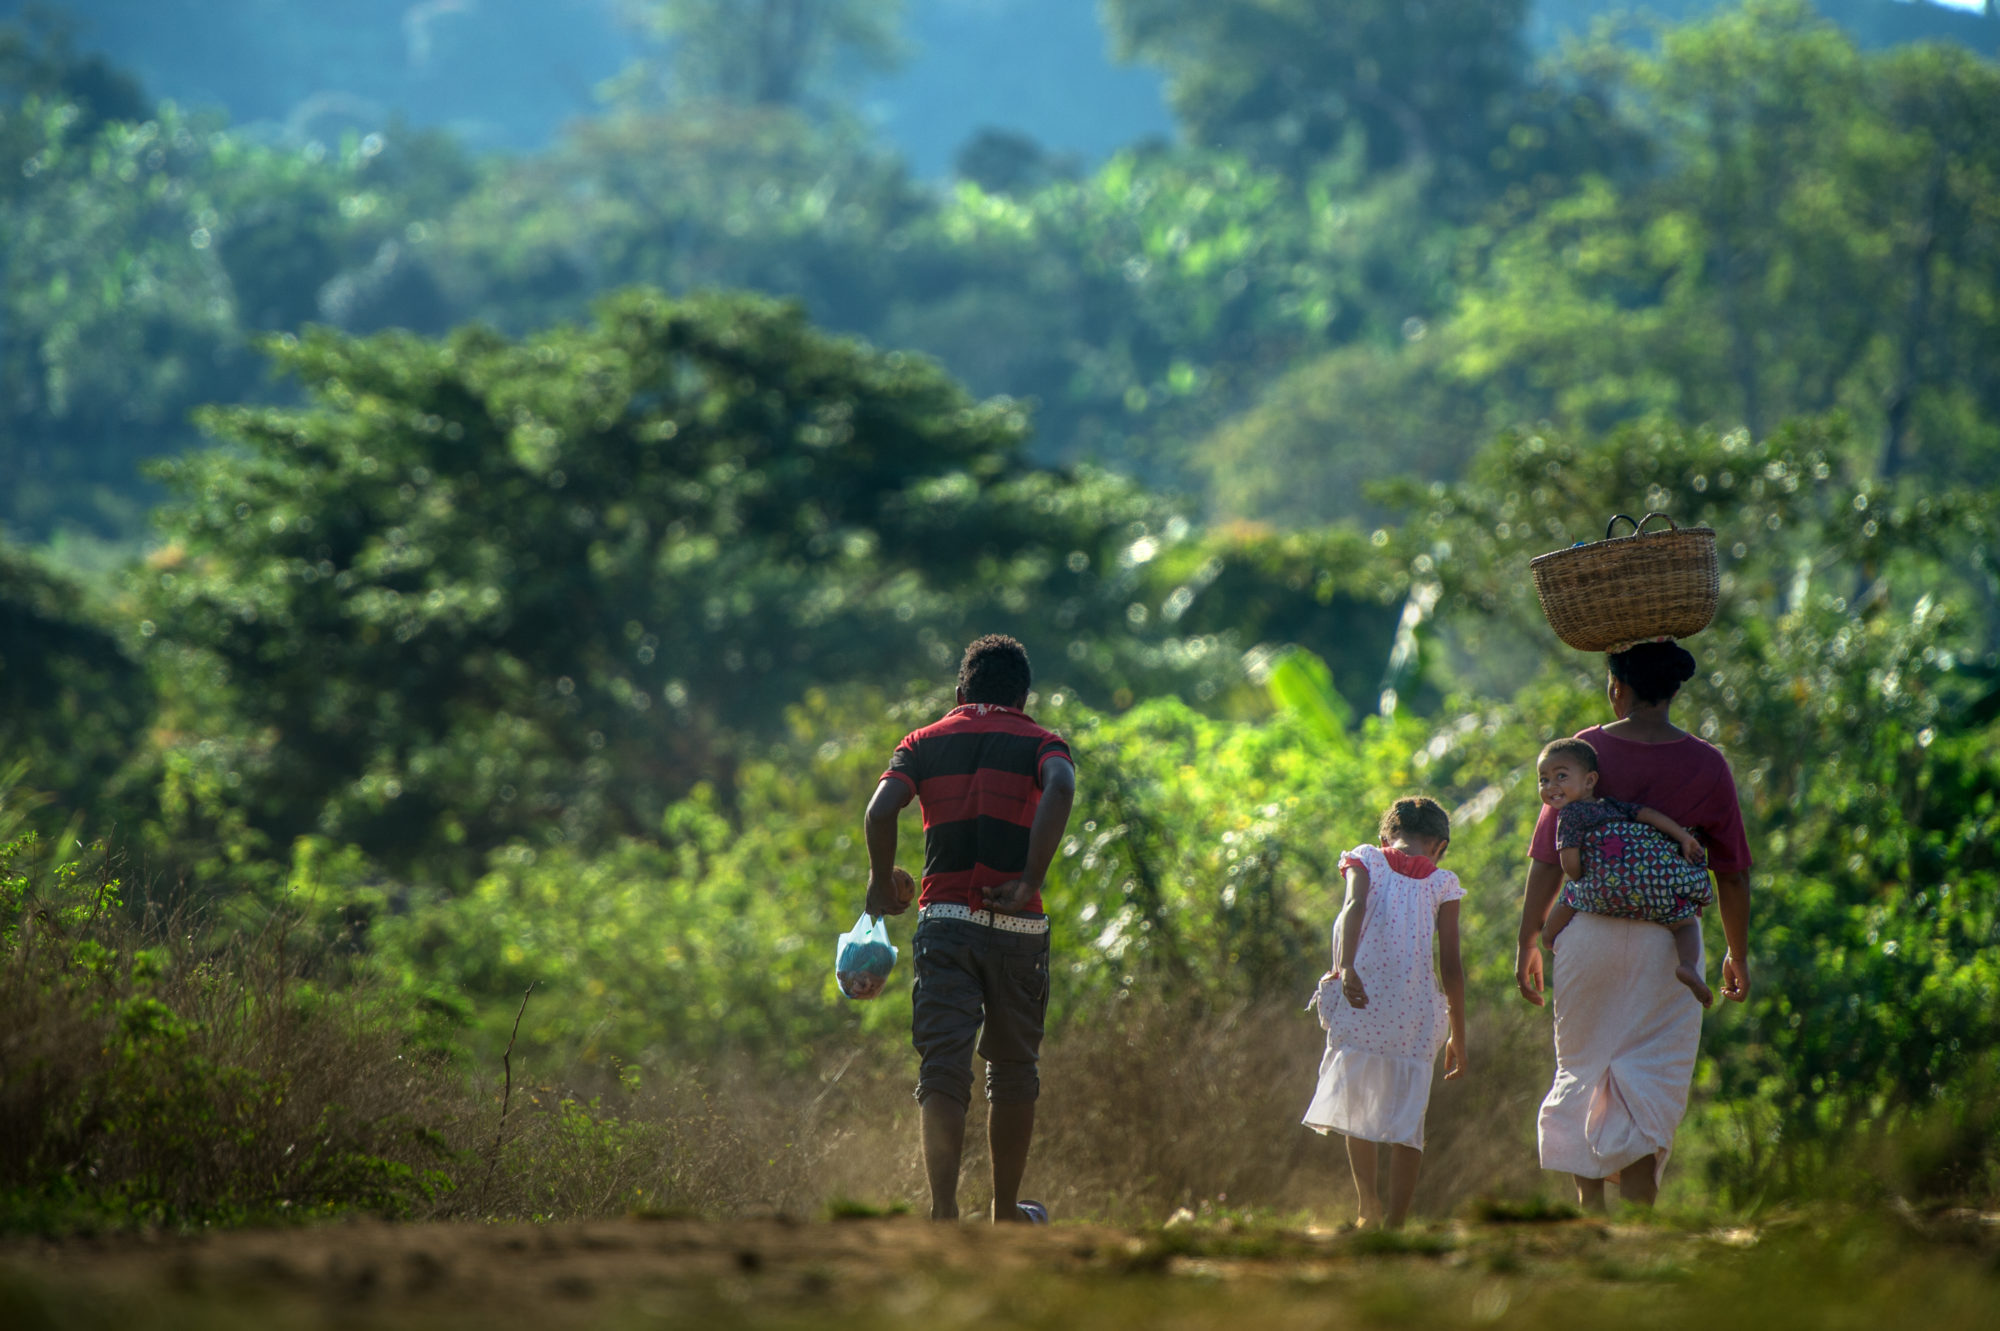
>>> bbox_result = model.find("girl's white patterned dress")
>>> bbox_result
[1302,843,1464,1149]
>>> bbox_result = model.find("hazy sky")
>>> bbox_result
[5,0,1174,171]
[7,1,1991,170]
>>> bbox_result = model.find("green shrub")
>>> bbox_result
[0,828,467,1231]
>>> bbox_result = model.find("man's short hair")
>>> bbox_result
[1379,796,1450,845]
[1538,737,1599,773]
[959,634,1032,706]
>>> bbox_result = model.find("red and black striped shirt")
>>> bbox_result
[880,704,1074,914]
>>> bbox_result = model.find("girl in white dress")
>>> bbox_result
[1303,797,1467,1229]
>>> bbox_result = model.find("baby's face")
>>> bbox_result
[1537,756,1597,809]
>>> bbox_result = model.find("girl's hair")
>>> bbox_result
[1380,796,1450,845]
[1607,639,1698,705]
[1538,737,1598,772]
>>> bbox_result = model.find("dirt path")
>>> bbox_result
[7,1216,1120,1330]
[5,1210,1999,1330]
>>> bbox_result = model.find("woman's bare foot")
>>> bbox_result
[1675,963,1713,1007]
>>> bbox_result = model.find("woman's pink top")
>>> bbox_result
[1530,726,1753,874]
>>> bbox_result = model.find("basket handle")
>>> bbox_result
[1605,512,1679,539]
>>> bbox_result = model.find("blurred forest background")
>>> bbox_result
[2,0,1999,1228]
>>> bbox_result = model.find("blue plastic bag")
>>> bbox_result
[835,911,898,1000]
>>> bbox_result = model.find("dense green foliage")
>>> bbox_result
[1203,0,2000,521]
[0,825,455,1230]
[0,47,472,538]
[11,3,2000,537]
[427,108,1446,485]
[0,808,789,1231]
[335,424,2000,1205]
[142,291,1252,878]
[1460,7,2000,461]
[0,547,150,817]
[3,1,1999,1228]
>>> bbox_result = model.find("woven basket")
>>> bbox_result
[1529,513,1718,653]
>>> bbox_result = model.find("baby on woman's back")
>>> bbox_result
[1536,738,1715,1006]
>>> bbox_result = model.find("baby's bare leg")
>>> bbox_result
[1543,899,1577,945]
[1669,919,1712,1007]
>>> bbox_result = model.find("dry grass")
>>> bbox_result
[0,838,845,1230]
[1019,992,1553,1222]
[496,989,1564,1227]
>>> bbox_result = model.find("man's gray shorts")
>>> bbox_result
[910,916,1050,1109]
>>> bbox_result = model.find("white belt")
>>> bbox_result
[920,903,1050,935]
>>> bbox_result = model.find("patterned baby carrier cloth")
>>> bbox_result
[1557,797,1714,923]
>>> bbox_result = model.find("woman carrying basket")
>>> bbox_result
[1513,640,1753,1212]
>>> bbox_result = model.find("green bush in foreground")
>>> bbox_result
[0,792,899,1232]
[0,829,463,1231]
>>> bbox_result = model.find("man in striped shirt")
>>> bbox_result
[864,634,1077,1223]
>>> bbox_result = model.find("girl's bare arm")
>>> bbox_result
[1333,862,1371,1006]
[1437,899,1467,1078]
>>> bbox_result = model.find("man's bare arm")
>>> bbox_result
[983,755,1075,913]
[864,778,914,915]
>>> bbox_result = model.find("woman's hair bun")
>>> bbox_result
[1607,639,1698,704]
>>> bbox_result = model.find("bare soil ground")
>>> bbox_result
[5,1209,1998,1331]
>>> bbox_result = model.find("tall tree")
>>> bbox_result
[1188,0,2000,520]
[0,541,152,818]
[1440,0,2000,482]
[1871,40,2000,482]
[626,0,905,109]
[0,20,476,541]
[1103,0,1529,178]
[143,289,1178,876]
